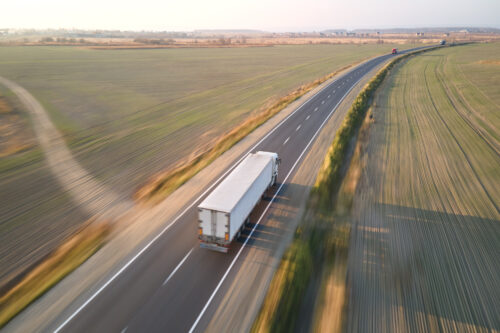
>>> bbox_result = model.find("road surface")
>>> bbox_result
[36,47,431,333]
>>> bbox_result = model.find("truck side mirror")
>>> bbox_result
[277,158,282,165]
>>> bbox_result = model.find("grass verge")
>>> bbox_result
[312,107,373,333]
[0,222,111,329]
[252,46,439,333]
[134,61,365,204]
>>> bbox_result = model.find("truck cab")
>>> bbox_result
[392,48,398,55]
[255,151,280,186]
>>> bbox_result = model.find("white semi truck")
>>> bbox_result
[198,151,280,252]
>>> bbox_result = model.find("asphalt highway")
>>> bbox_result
[53,46,432,333]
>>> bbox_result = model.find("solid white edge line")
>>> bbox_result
[53,54,355,333]
[163,248,194,286]
[188,75,364,333]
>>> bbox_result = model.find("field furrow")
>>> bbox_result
[346,44,500,333]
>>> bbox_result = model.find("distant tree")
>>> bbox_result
[79,38,86,43]
[218,38,231,45]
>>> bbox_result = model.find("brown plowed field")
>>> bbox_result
[346,44,500,332]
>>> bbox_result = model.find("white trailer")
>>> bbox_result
[198,151,280,252]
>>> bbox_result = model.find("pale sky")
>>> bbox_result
[2,0,499,31]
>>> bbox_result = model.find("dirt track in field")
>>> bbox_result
[346,46,500,332]
[0,76,132,219]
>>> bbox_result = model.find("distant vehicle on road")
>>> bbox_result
[392,48,398,55]
[198,151,280,252]
[440,40,446,45]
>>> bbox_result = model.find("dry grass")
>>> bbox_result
[0,97,11,114]
[312,109,373,333]
[0,222,111,328]
[477,59,500,65]
[86,43,271,50]
[0,143,33,158]
[134,62,361,203]
[0,95,34,158]
[252,239,311,333]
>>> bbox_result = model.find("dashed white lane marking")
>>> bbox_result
[306,115,310,120]
[121,327,128,333]
[296,124,301,131]
[321,100,325,104]
[328,94,331,98]
[283,137,290,145]
[163,248,194,286]
[314,107,318,112]
[188,74,365,333]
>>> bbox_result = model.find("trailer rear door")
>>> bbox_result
[215,211,228,240]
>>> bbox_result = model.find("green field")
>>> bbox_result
[0,44,407,189]
[0,43,406,286]
[345,43,500,332]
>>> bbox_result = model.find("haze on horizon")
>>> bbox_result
[2,0,499,32]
